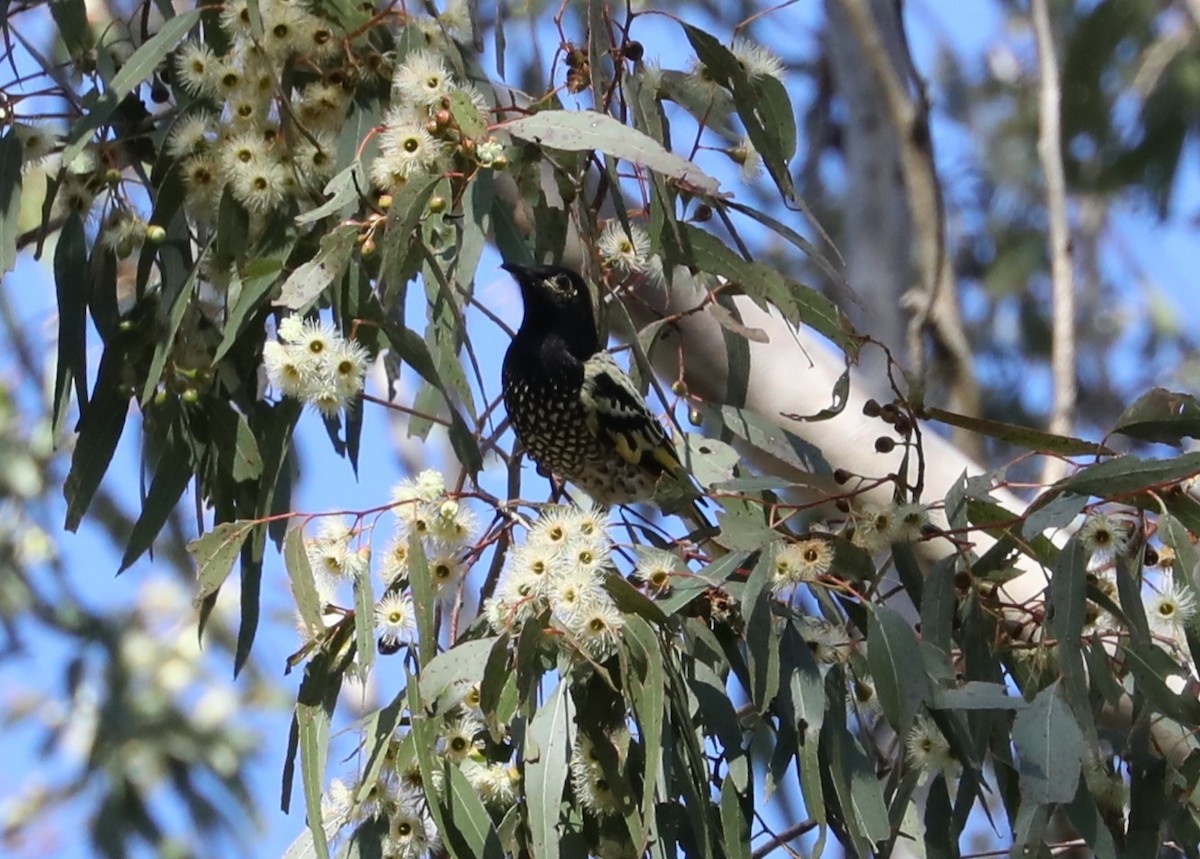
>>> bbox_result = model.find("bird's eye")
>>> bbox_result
[553,273,573,292]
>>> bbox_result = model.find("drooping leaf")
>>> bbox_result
[741,544,780,712]
[190,520,257,600]
[719,777,751,859]
[1012,681,1083,805]
[120,424,195,571]
[351,566,375,680]
[53,213,90,423]
[932,682,1028,711]
[867,605,934,736]
[297,701,331,859]
[505,110,720,194]
[442,762,505,859]
[1111,387,1200,446]
[1060,451,1200,497]
[417,637,501,714]
[924,406,1113,457]
[274,224,358,310]
[213,255,286,362]
[524,681,574,859]
[63,351,131,531]
[284,525,325,637]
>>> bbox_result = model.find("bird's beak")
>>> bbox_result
[501,261,533,279]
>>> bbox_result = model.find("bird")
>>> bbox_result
[500,261,707,518]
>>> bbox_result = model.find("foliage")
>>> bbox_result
[3,2,1200,859]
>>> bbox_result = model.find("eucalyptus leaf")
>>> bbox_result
[524,682,574,859]
[505,110,719,194]
[190,520,257,600]
[1012,681,1083,805]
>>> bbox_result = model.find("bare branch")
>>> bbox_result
[1032,0,1077,484]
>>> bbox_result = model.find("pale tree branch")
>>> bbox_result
[835,0,981,455]
[1032,0,1077,484]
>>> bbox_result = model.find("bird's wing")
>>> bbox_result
[579,352,682,477]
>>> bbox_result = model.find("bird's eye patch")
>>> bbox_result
[552,273,573,292]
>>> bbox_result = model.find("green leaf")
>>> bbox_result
[920,558,956,656]
[741,544,780,712]
[1123,643,1200,724]
[213,256,286,362]
[141,242,207,404]
[380,323,483,475]
[867,605,933,736]
[524,682,574,859]
[449,88,488,140]
[706,405,832,478]
[284,525,325,637]
[1112,387,1200,446]
[63,352,131,531]
[719,778,751,859]
[1048,536,1096,744]
[603,571,669,626]
[295,162,366,226]
[408,534,436,666]
[190,520,257,600]
[1064,778,1118,859]
[297,702,331,859]
[443,764,504,859]
[119,425,195,571]
[821,671,890,849]
[654,550,749,616]
[931,682,1028,711]
[274,224,358,310]
[1010,801,1049,857]
[212,405,264,483]
[417,637,501,713]
[60,9,204,166]
[1060,451,1200,497]
[0,131,23,277]
[49,0,93,58]
[623,616,665,847]
[670,224,853,351]
[681,25,796,199]
[1021,492,1088,541]
[924,406,1113,457]
[352,566,375,680]
[505,110,720,194]
[53,213,91,422]
[782,626,825,827]
[1012,681,1083,805]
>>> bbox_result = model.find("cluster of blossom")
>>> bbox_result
[304,517,371,604]
[905,714,961,782]
[323,689,520,856]
[569,727,631,818]
[482,504,624,661]
[638,35,780,182]
[849,502,931,552]
[263,315,369,415]
[295,470,479,655]
[374,470,479,647]
[596,220,665,285]
[168,0,356,221]
[763,502,931,598]
[369,45,497,191]
[769,535,836,597]
[1077,512,1198,660]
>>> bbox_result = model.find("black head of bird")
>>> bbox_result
[501,261,600,359]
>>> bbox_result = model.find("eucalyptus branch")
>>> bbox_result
[1032,0,1077,485]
